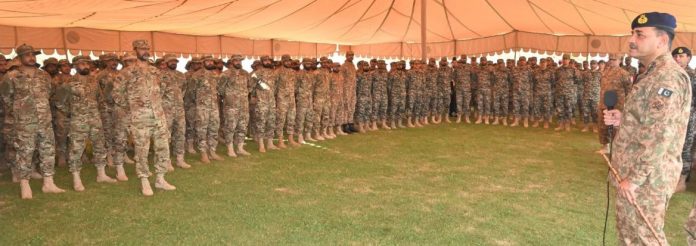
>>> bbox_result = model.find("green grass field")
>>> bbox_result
[1,123,695,245]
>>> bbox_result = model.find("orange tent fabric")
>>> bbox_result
[1,0,695,58]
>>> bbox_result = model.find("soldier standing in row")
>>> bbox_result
[581,60,601,132]
[597,54,632,153]
[0,44,65,199]
[160,54,191,169]
[555,54,581,131]
[250,56,278,152]
[220,55,252,157]
[275,55,300,148]
[672,47,696,193]
[531,58,555,129]
[437,58,453,123]
[192,56,224,163]
[491,59,510,125]
[121,40,176,196]
[371,60,390,129]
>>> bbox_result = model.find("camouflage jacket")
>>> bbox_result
[599,66,632,110]
[159,69,186,111]
[119,60,167,125]
[0,67,53,127]
[219,68,250,111]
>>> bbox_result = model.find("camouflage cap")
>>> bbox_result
[58,59,70,66]
[201,55,215,61]
[497,59,504,63]
[72,55,92,64]
[529,57,537,61]
[132,39,150,49]
[229,54,243,61]
[99,53,119,61]
[378,60,386,64]
[518,56,527,61]
[163,54,179,63]
[319,56,328,61]
[590,60,597,64]
[562,54,571,59]
[43,57,58,67]
[301,57,313,62]
[281,54,291,61]
[608,53,620,60]
[260,55,272,61]
[440,57,448,62]
[190,57,202,63]
[16,44,41,56]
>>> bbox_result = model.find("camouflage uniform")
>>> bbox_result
[340,61,357,123]
[476,65,493,116]
[52,73,72,165]
[183,59,201,149]
[492,66,510,118]
[453,63,472,117]
[511,65,533,119]
[598,66,632,145]
[355,68,373,123]
[160,63,187,157]
[313,68,331,130]
[612,53,690,245]
[437,65,453,115]
[295,68,314,136]
[96,65,120,161]
[532,67,555,121]
[329,66,345,127]
[58,71,108,173]
[191,66,221,153]
[388,66,406,122]
[219,63,250,146]
[554,66,581,121]
[371,67,389,122]
[250,66,277,139]
[682,68,696,181]
[426,65,438,116]
[405,62,422,118]
[275,66,297,136]
[120,59,170,178]
[582,68,601,125]
[0,62,56,179]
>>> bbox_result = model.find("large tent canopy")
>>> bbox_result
[1,0,696,58]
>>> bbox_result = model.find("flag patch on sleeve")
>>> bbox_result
[657,88,673,97]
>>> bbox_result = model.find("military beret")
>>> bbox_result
[672,47,692,57]
[16,44,41,56]
[43,57,58,67]
[72,55,91,64]
[631,12,676,32]
[132,39,150,49]
[371,58,379,62]
[201,55,215,61]
[562,54,571,59]
[162,54,179,63]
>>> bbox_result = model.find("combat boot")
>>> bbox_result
[381,120,391,129]
[200,152,211,164]
[581,125,589,132]
[141,178,153,196]
[456,115,462,123]
[314,130,325,141]
[72,172,85,192]
[484,116,490,125]
[237,143,251,156]
[554,121,565,131]
[41,176,65,194]
[289,134,301,146]
[20,179,33,199]
[444,115,452,123]
[298,133,305,144]
[210,148,224,161]
[532,120,540,128]
[510,118,519,127]
[258,139,267,153]
[124,155,135,164]
[186,140,197,154]
[502,117,508,126]
[96,166,117,183]
[565,122,571,132]
[523,118,529,128]
[155,174,176,191]
[407,117,415,127]
[465,116,471,124]
[277,134,287,149]
[492,117,499,125]
[543,121,550,129]
[267,138,279,150]
[398,120,405,128]
[474,115,482,124]
[227,144,237,157]
[115,165,128,181]
[305,132,317,141]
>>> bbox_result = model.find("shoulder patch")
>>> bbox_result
[657,87,673,97]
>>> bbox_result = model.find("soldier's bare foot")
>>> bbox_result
[20,179,33,199]
[41,177,65,194]
[116,165,129,181]
[141,178,153,196]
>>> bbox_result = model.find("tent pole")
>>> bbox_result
[420,0,427,61]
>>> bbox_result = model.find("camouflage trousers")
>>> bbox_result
[223,107,249,146]
[15,123,56,179]
[295,98,313,135]
[111,108,130,166]
[439,88,452,115]
[512,89,532,118]
[53,112,69,164]
[371,92,388,122]
[165,107,186,156]
[254,101,275,139]
[428,93,439,116]
[1,123,15,170]
[406,93,417,118]
[582,99,599,124]
[534,93,554,121]
[390,95,406,121]
[355,96,372,123]
[184,100,197,146]
[68,119,108,173]
[129,120,170,178]
[417,93,429,118]
[314,98,330,130]
[476,89,492,116]
[100,106,114,157]
[615,187,669,245]
[276,96,296,136]
[455,89,471,117]
[492,88,508,118]
[555,94,574,121]
[328,97,343,127]
[345,86,357,124]
[195,105,220,152]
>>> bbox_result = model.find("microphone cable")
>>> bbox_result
[602,127,614,246]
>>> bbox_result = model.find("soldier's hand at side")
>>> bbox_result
[603,109,621,127]
[618,179,637,204]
